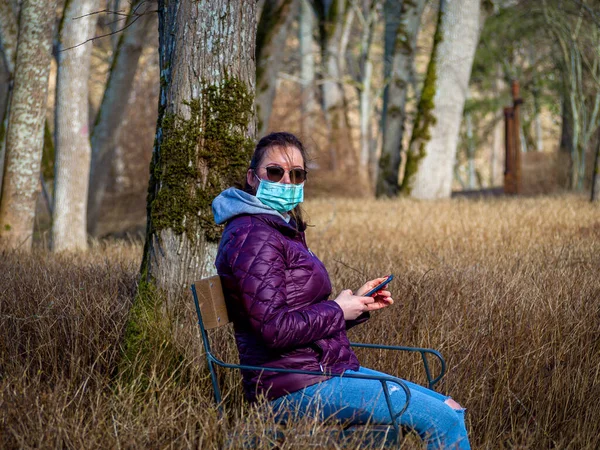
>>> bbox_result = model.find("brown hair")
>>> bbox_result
[244,132,309,230]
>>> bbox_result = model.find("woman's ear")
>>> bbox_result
[247,169,256,189]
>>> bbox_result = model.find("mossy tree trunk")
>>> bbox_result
[400,3,443,195]
[376,0,427,198]
[0,0,18,202]
[408,0,482,199]
[141,0,256,297]
[87,0,156,236]
[256,0,297,137]
[52,0,99,252]
[0,0,56,250]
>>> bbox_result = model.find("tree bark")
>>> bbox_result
[299,0,317,141]
[142,0,256,296]
[490,65,505,187]
[0,0,18,202]
[409,0,482,199]
[591,128,600,202]
[0,55,9,198]
[256,0,297,137]
[52,0,99,252]
[0,0,56,250]
[354,1,379,191]
[377,0,427,197]
[316,0,357,171]
[0,0,18,75]
[87,0,156,236]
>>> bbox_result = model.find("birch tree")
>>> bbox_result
[141,0,256,296]
[376,0,427,197]
[87,0,156,236]
[0,0,56,250]
[408,0,482,199]
[256,0,297,137]
[52,0,99,252]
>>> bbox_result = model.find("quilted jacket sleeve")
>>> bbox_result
[226,223,346,350]
[346,312,370,330]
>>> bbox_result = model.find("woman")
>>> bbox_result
[212,132,470,449]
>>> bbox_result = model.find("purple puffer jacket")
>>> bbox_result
[215,210,367,402]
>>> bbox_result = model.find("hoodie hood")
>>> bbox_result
[212,187,290,225]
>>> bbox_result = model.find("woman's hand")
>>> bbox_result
[356,277,394,311]
[333,289,376,320]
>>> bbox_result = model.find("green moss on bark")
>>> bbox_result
[400,6,443,194]
[148,76,254,244]
[119,278,185,387]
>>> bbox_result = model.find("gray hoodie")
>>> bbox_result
[212,187,290,225]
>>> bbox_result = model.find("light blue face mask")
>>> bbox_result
[255,176,304,213]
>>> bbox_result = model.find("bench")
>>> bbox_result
[191,276,447,447]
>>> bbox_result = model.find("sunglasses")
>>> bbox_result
[259,165,308,184]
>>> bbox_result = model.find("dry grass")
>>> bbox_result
[1,195,599,449]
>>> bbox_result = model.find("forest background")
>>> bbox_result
[1,0,599,449]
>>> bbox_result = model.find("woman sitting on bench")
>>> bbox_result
[212,132,471,449]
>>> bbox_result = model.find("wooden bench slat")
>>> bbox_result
[194,275,230,330]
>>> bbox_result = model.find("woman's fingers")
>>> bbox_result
[364,296,394,311]
[365,302,385,311]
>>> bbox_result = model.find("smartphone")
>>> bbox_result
[364,274,394,297]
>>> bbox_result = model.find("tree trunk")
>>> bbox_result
[354,1,379,191]
[0,0,56,250]
[0,56,9,198]
[377,0,427,197]
[317,0,357,171]
[142,0,256,296]
[591,128,600,202]
[87,0,156,236]
[52,0,99,252]
[299,0,317,141]
[490,65,505,187]
[109,0,122,51]
[409,0,482,199]
[256,0,297,137]
[466,109,476,189]
[0,0,18,75]
[0,0,18,201]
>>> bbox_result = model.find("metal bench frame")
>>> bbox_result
[191,276,446,445]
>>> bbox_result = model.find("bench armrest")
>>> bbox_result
[349,342,446,390]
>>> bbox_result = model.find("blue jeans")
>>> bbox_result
[271,367,470,450]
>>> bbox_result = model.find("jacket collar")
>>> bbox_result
[252,213,305,237]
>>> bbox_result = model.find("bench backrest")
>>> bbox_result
[191,275,230,330]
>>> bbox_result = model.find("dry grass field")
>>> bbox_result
[1,195,599,449]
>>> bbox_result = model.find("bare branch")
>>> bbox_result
[59,0,154,53]
[71,8,131,20]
